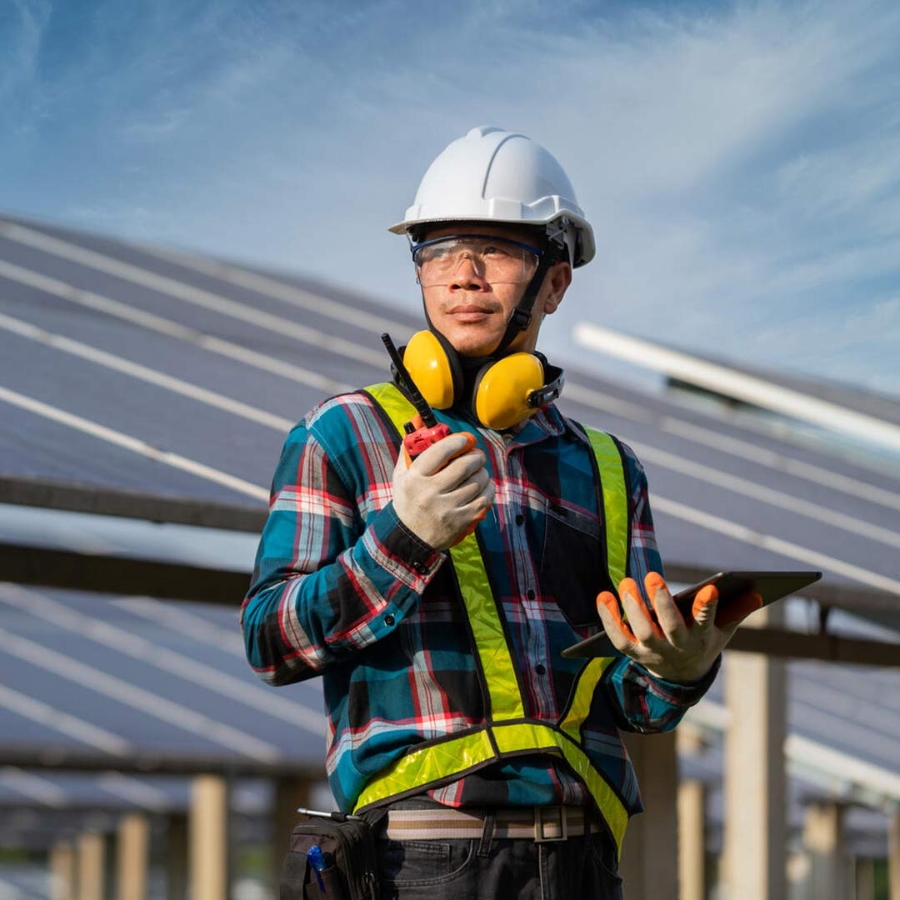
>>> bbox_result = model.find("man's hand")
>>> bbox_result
[392,433,495,551]
[595,572,763,684]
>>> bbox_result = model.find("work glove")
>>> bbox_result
[596,572,763,684]
[392,432,495,551]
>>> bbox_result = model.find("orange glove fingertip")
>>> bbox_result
[643,571,671,635]
[596,590,616,611]
[691,583,719,622]
[694,583,719,605]
[597,591,637,642]
[618,575,665,639]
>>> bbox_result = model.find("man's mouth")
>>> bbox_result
[446,304,497,322]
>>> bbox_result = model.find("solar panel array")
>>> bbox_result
[1,214,898,887]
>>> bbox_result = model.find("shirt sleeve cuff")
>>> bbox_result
[387,513,443,576]
[359,502,444,588]
[641,654,721,705]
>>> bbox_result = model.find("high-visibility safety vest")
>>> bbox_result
[359,383,632,856]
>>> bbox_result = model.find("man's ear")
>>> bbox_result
[542,261,572,315]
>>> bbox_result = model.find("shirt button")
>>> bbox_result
[526,590,535,600]
[384,614,395,627]
[412,561,426,574]
[535,664,546,676]
[515,514,525,526]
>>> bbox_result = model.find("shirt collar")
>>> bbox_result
[503,403,583,449]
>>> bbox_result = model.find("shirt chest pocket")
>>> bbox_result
[537,501,616,630]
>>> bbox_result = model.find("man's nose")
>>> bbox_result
[449,253,488,290]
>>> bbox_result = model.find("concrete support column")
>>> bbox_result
[76,831,106,900]
[272,776,312,898]
[49,841,76,900]
[803,801,847,900]
[117,812,150,900]
[723,604,788,900]
[620,730,678,900]
[678,779,706,900]
[787,852,811,900]
[165,813,189,900]
[189,774,230,900]
[889,808,900,900]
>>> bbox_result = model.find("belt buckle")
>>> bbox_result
[533,806,567,843]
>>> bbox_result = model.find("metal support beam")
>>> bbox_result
[0,743,324,779]
[117,812,150,900]
[724,605,787,900]
[0,475,266,532]
[0,542,250,604]
[572,323,900,453]
[620,731,678,899]
[726,626,900,667]
[190,775,230,900]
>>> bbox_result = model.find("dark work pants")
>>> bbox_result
[375,830,624,900]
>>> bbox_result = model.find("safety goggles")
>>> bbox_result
[411,234,543,287]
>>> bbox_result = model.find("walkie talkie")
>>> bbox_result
[381,333,487,540]
[381,332,477,464]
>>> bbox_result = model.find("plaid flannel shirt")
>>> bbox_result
[241,389,715,815]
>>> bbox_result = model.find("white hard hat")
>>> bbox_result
[390,126,595,267]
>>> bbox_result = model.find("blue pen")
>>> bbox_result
[307,844,327,891]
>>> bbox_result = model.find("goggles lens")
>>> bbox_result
[412,235,541,287]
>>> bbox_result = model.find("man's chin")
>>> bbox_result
[455,343,499,359]
[443,329,503,358]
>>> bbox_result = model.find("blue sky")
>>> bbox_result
[3,0,900,398]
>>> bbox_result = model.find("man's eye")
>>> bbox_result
[482,245,506,257]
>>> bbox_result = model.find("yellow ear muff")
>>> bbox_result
[402,330,457,409]
[473,352,545,431]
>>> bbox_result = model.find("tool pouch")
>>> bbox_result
[280,811,382,900]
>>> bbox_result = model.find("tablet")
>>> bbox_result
[560,570,822,659]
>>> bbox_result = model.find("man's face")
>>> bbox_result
[416,223,571,357]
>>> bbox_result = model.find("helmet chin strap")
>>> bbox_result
[491,249,555,357]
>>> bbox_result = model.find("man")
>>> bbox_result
[242,126,756,898]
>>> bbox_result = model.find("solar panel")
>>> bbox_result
[1,212,898,863]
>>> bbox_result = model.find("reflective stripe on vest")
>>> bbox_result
[586,427,628,594]
[360,384,630,854]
